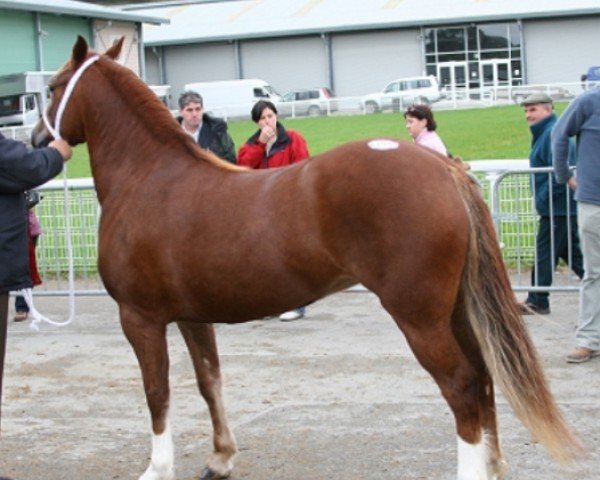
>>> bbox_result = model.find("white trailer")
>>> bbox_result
[0,71,54,127]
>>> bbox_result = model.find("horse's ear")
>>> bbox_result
[72,35,89,67]
[105,37,125,61]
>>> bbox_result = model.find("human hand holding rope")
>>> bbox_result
[48,139,72,161]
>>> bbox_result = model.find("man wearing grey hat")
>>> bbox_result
[518,92,583,315]
[553,85,600,363]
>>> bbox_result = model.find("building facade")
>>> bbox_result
[131,0,599,104]
[0,0,167,77]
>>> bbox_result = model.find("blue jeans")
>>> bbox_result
[526,215,584,309]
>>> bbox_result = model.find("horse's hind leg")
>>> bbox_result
[177,321,237,480]
[449,300,506,480]
[119,306,174,480]
[383,297,505,480]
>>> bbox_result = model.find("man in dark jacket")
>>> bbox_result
[0,132,71,430]
[519,93,584,315]
[178,91,236,163]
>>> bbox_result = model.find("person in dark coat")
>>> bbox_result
[518,93,584,315]
[177,91,236,163]
[0,132,72,431]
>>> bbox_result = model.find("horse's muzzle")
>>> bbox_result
[31,121,51,148]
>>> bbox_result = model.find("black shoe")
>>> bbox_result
[518,302,550,315]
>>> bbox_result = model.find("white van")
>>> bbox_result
[361,75,442,114]
[148,85,171,106]
[183,79,281,119]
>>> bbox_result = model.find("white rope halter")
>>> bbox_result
[42,55,100,140]
[22,55,100,331]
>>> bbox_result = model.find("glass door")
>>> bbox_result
[437,61,468,104]
[480,59,511,100]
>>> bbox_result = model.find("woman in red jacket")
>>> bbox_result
[238,100,310,321]
[238,100,309,169]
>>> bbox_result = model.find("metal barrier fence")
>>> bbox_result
[0,126,33,144]
[26,162,581,296]
[33,179,104,295]
[488,166,581,293]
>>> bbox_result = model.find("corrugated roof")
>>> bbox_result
[133,0,600,46]
[0,0,168,25]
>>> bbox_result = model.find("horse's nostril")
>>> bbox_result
[31,128,50,148]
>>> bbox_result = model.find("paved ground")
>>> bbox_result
[0,289,598,479]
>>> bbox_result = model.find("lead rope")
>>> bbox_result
[19,55,100,331]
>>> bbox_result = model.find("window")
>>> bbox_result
[437,27,466,53]
[253,88,268,98]
[424,29,436,54]
[422,22,523,89]
[0,95,20,116]
[384,82,399,93]
[25,95,36,111]
[479,25,509,50]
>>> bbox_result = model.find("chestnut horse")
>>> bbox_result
[31,37,581,480]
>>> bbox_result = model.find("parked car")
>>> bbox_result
[361,75,442,114]
[277,87,337,117]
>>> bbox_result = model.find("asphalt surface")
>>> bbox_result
[0,288,598,479]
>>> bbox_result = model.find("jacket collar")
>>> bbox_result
[530,113,556,140]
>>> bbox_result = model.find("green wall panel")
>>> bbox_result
[40,15,91,71]
[0,10,37,75]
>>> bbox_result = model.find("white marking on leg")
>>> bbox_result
[457,433,488,480]
[139,418,174,480]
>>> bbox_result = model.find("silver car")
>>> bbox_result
[277,87,338,117]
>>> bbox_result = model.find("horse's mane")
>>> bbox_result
[93,54,243,172]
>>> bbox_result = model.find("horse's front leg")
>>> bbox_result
[120,306,174,480]
[177,321,237,480]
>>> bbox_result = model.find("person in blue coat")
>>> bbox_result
[553,86,600,363]
[0,132,72,430]
[519,93,584,315]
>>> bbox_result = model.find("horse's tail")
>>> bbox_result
[456,175,583,463]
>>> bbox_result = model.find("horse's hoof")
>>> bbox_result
[200,467,228,480]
